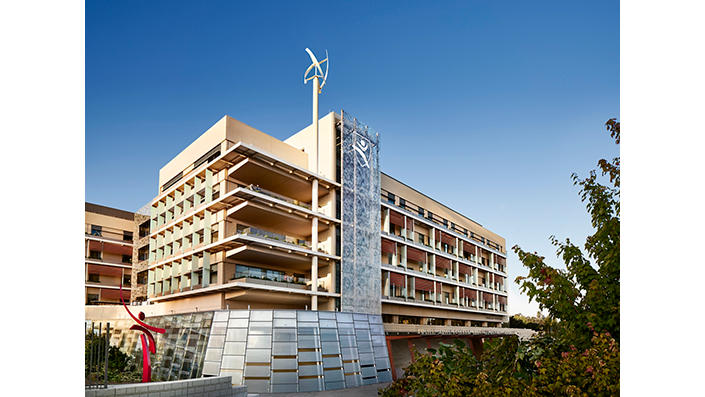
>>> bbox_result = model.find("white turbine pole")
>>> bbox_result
[304,48,328,311]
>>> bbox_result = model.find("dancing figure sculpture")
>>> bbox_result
[120,283,165,382]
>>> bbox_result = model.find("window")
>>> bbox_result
[89,250,101,260]
[86,294,99,304]
[426,211,433,221]
[123,231,133,241]
[442,219,448,227]
[417,233,426,246]
[210,265,218,284]
[123,275,131,286]
[138,246,148,261]
[122,254,132,264]
[139,221,149,238]
[399,198,406,209]
[91,225,102,236]
[418,207,424,217]
[88,273,100,282]
[137,270,148,285]
[387,192,395,204]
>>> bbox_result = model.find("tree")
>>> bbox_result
[513,118,619,347]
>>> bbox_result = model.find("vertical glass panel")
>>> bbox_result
[229,310,249,318]
[272,342,297,356]
[221,355,245,370]
[318,311,336,319]
[250,310,273,321]
[297,311,318,322]
[246,335,272,349]
[228,318,249,328]
[226,328,248,342]
[245,349,272,363]
[320,328,339,342]
[319,319,337,328]
[273,328,297,342]
[321,342,341,355]
[273,318,296,328]
[273,310,297,318]
[223,342,246,355]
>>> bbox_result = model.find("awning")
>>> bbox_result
[101,288,130,300]
[434,230,456,246]
[414,278,433,292]
[497,295,507,304]
[458,263,472,274]
[435,255,451,270]
[463,288,478,300]
[406,246,426,263]
[463,243,476,254]
[495,256,506,266]
[390,272,405,287]
[86,264,124,277]
[406,217,414,231]
[381,239,397,254]
[389,210,404,227]
[483,292,494,302]
[441,232,455,246]
[103,242,133,256]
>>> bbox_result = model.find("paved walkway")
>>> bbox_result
[251,383,391,397]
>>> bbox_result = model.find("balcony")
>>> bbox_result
[228,157,328,202]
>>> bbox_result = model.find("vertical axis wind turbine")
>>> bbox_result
[303,48,329,174]
[303,48,328,311]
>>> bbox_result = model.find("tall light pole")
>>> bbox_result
[303,48,328,311]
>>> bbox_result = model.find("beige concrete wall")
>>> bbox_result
[381,173,506,252]
[85,211,135,236]
[159,115,309,188]
[284,112,338,181]
[224,116,308,169]
[159,117,228,187]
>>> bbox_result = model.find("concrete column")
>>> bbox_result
[404,275,408,301]
[455,286,460,307]
[183,184,192,213]
[202,254,210,287]
[420,317,429,325]
[203,211,212,245]
[311,179,319,310]
[383,271,391,297]
[383,208,390,233]
[444,319,453,326]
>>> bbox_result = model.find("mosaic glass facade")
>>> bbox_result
[340,112,382,314]
[202,310,391,393]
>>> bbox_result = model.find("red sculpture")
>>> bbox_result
[120,283,165,382]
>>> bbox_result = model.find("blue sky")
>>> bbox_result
[86,0,619,315]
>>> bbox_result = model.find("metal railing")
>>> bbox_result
[85,321,110,389]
